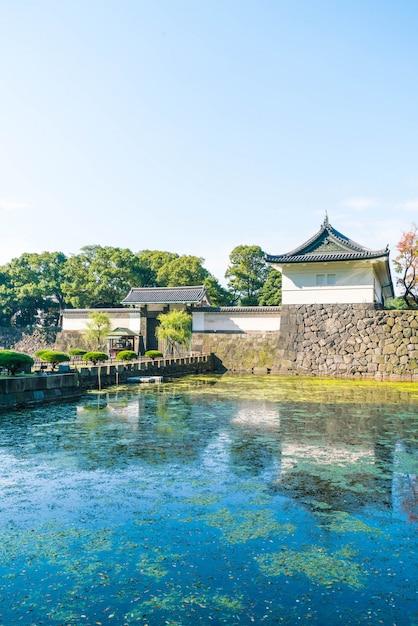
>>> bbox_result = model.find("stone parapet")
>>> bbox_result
[193,304,418,380]
[0,373,82,410]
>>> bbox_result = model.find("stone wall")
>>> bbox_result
[193,304,418,380]
[0,373,82,410]
[192,331,282,374]
[276,304,418,379]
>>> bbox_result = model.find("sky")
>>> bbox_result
[0,0,417,289]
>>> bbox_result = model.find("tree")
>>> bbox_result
[0,270,17,326]
[82,352,109,365]
[0,350,34,375]
[136,250,179,286]
[36,350,70,370]
[84,312,111,350]
[156,255,210,287]
[2,251,68,326]
[394,224,418,308]
[225,245,269,305]
[145,350,163,360]
[203,275,233,306]
[258,268,282,306]
[155,310,192,355]
[116,350,138,361]
[62,246,147,308]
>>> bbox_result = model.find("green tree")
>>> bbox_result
[82,352,109,365]
[62,246,147,308]
[156,255,209,287]
[156,310,192,355]
[155,255,230,304]
[137,250,179,286]
[225,245,269,306]
[203,275,233,306]
[258,268,282,305]
[36,350,70,370]
[0,270,16,325]
[0,350,34,375]
[84,312,111,350]
[116,350,138,361]
[1,251,67,326]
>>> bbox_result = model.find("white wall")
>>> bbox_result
[61,309,142,332]
[193,309,281,333]
[278,262,378,305]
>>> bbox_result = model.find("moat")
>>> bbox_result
[0,374,417,624]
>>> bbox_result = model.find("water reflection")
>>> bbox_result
[0,375,417,624]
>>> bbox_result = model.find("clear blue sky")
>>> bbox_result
[0,0,417,288]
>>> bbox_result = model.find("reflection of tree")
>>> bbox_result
[0,388,216,472]
[73,389,215,469]
[272,402,416,515]
[228,404,282,478]
[392,440,418,522]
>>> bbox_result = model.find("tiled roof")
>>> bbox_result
[194,306,281,313]
[108,327,139,336]
[61,308,132,315]
[265,219,389,264]
[121,285,210,305]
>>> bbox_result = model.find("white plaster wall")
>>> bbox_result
[280,262,377,305]
[62,311,142,332]
[192,311,281,332]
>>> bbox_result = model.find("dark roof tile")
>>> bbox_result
[121,285,210,305]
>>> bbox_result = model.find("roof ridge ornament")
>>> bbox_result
[323,211,329,226]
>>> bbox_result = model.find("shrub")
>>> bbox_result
[82,352,109,365]
[34,349,49,358]
[145,350,163,360]
[0,350,34,375]
[37,350,70,370]
[69,349,88,356]
[116,350,138,362]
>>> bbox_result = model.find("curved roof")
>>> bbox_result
[265,217,390,264]
[121,285,211,305]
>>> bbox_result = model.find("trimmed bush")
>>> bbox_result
[0,350,34,375]
[116,350,138,362]
[145,350,163,361]
[34,349,49,358]
[69,349,88,356]
[37,350,70,370]
[82,352,109,365]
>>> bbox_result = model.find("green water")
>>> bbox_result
[0,374,417,625]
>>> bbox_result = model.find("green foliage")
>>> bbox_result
[145,350,163,360]
[225,245,269,305]
[1,251,67,326]
[84,312,111,350]
[156,255,209,287]
[385,296,411,310]
[82,352,109,365]
[136,250,179,286]
[156,310,192,355]
[34,349,49,358]
[258,268,282,306]
[37,350,70,370]
[203,275,232,306]
[69,349,88,356]
[0,350,34,375]
[116,350,138,361]
[62,245,147,308]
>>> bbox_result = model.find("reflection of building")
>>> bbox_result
[266,216,394,305]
